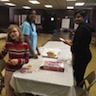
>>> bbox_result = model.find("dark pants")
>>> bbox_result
[72,52,92,87]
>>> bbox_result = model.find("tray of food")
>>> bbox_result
[41,48,60,58]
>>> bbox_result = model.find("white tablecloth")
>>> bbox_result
[10,41,76,96]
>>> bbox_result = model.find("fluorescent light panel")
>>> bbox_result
[67,6,74,9]
[23,6,31,9]
[4,3,16,6]
[29,0,40,4]
[0,0,9,1]
[44,5,53,8]
[66,0,76,1]
[75,2,85,6]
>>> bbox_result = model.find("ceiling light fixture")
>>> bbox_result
[66,0,76,1]
[44,5,53,8]
[22,6,31,9]
[4,3,16,6]
[67,6,74,9]
[75,2,85,6]
[29,0,40,4]
[0,0,9,1]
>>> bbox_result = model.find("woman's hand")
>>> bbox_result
[9,59,18,65]
[36,47,41,55]
[33,53,38,59]
[64,40,72,46]
[37,50,41,55]
[33,50,40,59]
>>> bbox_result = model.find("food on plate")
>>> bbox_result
[23,64,32,68]
[27,64,32,68]
[47,51,56,58]
[20,64,33,73]
[20,68,32,73]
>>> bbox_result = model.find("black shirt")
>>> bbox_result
[71,23,92,55]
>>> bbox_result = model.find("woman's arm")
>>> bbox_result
[24,35,38,58]
[36,46,40,55]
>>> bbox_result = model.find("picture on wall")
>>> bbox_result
[14,15,21,25]
[61,18,70,29]
[21,15,27,24]
[35,15,41,24]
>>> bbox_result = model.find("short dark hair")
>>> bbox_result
[74,10,87,18]
[26,9,33,21]
[27,9,33,15]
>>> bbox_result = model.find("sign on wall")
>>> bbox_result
[61,18,70,29]
[14,15,21,25]
[21,15,26,24]
[35,15,41,24]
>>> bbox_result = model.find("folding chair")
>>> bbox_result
[0,59,5,94]
[75,70,96,96]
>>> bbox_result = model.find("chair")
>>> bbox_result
[75,71,96,96]
[0,59,5,94]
